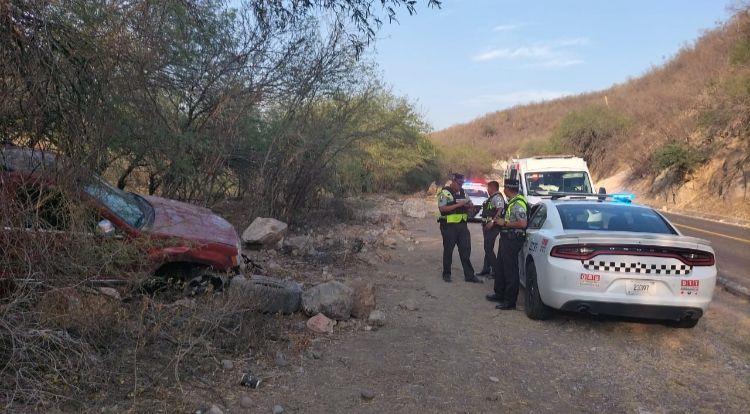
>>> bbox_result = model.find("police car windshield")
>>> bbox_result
[464,189,488,197]
[525,171,592,195]
[556,204,677,234]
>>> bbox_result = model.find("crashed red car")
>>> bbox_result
[0,145,242,287]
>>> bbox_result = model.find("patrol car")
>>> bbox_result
[519,194,716,328]
[462,181,489,222]
[505,156,597,204]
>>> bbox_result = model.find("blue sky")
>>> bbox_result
[372,0,735,130]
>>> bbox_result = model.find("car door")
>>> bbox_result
[520,204,547,287]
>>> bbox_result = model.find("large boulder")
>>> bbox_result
[302,281,354,320]
[242,217,288,247]
[402,198,431,219]
[348,279,376,319]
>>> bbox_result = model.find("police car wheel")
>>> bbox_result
[524,261,552,320]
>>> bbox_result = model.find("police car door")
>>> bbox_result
[520,204,547,287]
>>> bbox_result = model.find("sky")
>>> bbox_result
[372,0,736,130]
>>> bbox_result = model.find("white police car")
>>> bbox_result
[462,181,488,222]
[519,194,716,328]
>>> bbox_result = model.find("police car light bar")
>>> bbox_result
[548,192,635,203]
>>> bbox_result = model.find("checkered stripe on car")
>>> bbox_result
[583,260,692,275]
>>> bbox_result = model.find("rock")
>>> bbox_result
[360,389,376,401]
[402,198,430,218]
[273,405,284,414]
[207,404,223,414]
[427,181,438,195]
[98,287,121,300]
[239,396,253,409]
[302,281,354,320]
[221,359,234,370]
[274,352,288,367]
[348,280,376,319]
[368,310,386,327]
[267,261,282,271]
[242,218,288,247]
[489,376,499,383]
[399,299,419,311]
[283,235,311,251]
[381,236,398,249]
[306,313,336,334]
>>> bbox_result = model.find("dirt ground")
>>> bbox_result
[226,215,750,414]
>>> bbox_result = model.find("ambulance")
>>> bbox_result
[504,155,597,204]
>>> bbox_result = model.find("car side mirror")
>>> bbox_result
[97,219,115,236]
[598,187,606,201]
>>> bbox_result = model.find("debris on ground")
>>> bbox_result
[306,313,336,334]
[240,371,262,389]
[239,396,253,408]
[274,352,288,368]
[368,310,386,327]
[302,281,354,320]
[242,217,288,248]
[360,389,376,401]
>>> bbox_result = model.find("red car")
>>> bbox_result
[1,145,242,290]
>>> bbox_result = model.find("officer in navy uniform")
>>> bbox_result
[437,173,483,283]
[476,180,506,278]
[486,178,528,309]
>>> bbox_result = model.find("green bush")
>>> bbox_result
[551,105,630,160]
[651,143,706,174]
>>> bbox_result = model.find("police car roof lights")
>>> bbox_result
[548,192,636,203]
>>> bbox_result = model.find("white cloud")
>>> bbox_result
[472,37,589,67]
[538,58,584,68]
[492,23,524,32]
[473,46,552,62]
[463,90,570,106]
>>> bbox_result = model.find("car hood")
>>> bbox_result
[141,195,239,247]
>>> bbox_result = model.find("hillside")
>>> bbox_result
[431,7,750,220]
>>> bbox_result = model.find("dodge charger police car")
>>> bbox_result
[519,195,716,328]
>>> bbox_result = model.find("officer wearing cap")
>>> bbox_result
[477,180,506,278]
[486,178,528,309]
[437,173,483,283]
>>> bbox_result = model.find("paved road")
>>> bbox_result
[661,211,750,290]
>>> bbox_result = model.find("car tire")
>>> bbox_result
[230,275,302,315]
[524,261,552,320]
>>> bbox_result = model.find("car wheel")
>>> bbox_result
[230,275,302,315]
[524,261,552,320]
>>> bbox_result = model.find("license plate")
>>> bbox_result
[626,280,655,296]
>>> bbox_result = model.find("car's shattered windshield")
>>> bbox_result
[83,176,149,229]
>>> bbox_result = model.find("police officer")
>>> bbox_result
[485,178,528,309]
[437,173,483,283]
[476,181,505,278]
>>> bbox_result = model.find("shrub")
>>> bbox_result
[551,105,630,165]
[651,143,707,174]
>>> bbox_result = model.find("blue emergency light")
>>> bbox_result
[611,193,635,204]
